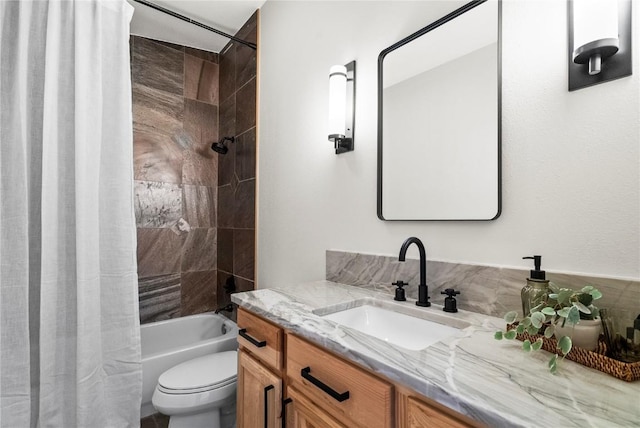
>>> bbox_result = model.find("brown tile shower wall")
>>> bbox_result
[216,12,259,315]
[131,36,221,324]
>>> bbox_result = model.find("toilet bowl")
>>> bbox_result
[152,350,238,428]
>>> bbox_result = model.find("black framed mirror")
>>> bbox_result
[377,0,501,221]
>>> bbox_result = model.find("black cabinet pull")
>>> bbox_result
[239,328,267,348]
[264,384,274,428]
[300,367,350,402]
[281,397,292,428]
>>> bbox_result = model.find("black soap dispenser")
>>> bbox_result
[521,255,550,317]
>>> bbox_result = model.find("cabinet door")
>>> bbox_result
[285,387,347,428]
[237,351,282,428]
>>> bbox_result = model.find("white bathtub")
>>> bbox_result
[140,313,239,418]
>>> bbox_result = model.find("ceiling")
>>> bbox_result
[128,0,266,53]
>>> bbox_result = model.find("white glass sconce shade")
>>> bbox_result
[328,65,347,138]
[572,0,619,75]
[327,61,355,154]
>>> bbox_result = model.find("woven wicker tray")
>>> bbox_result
[506,324,640,382]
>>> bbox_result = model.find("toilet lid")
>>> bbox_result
[158,351,237,391]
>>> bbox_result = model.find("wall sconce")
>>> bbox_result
[568,0,632,91]
[328,61,356,154]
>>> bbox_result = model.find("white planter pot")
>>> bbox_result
[554,318,602,351]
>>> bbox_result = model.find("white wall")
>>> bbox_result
[257,0,640,287]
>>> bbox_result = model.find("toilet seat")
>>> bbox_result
[157,351,237,395]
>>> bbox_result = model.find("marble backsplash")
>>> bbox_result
[326,250,640,328]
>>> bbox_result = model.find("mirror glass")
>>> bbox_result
[377,0,501,221]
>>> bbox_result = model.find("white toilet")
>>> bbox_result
[152,350,238,428]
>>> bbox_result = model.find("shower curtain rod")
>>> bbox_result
[131,0,257,51]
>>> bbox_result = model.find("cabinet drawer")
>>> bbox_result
[397,386,482,428]
[286,334,393,428]
[237,308,283,372]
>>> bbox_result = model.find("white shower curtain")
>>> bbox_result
[0,1,142,427]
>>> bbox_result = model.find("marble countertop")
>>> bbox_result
[231,281,640,428]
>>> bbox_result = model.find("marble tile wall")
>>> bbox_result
[326,250,640,330]
[215,12,259,322]
[132,36,221,324]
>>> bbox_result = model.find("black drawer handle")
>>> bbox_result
[300,367,350,402]
[282,398,292,428]
[264,384,274,428]
[239,328,267,348]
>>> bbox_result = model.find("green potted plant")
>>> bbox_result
[494,283,602,373]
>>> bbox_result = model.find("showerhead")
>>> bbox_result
[211,141,228,154]
[211,136,235,155]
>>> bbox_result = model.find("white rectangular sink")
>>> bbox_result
[320,303,464,351]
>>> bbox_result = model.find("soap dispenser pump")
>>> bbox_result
[521,255,550,317]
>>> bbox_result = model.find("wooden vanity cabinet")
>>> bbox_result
[237,307,482,428]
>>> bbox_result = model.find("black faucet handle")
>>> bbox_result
[441,288,460,297]
[441,289,459,313]
[392,280,407,302]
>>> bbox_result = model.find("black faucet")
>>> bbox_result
[398,237,430,307]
